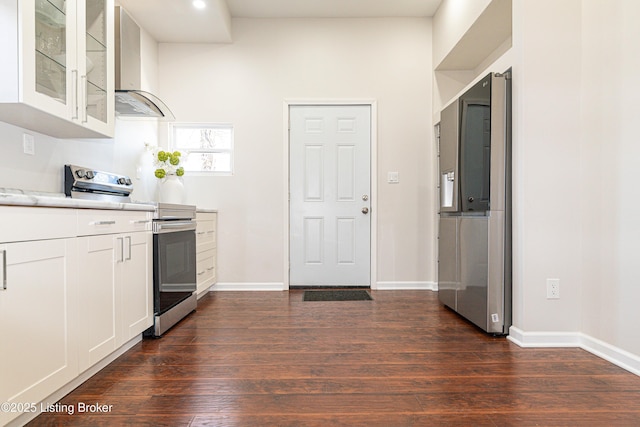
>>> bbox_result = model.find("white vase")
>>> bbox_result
[135,149,156,202]
[159,175,184,204]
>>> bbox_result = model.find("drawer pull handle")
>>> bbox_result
[206,267,214,271]
[93,220,116,226]
[197,271,206,276]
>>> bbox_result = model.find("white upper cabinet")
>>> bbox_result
[0,0,114,138]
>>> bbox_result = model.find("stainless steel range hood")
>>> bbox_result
[114,6,174,120]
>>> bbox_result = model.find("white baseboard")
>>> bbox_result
[508,326,640,377]
[507,327,582,347]
[374,281,437,291]
[212,282,286,291]
[211,282,438,291]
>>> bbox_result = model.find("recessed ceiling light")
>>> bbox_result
[193,0,206,10]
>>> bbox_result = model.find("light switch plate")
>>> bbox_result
[23,133,35,155]
[387,171,399,184]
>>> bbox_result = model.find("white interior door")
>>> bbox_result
[289,105,371,287]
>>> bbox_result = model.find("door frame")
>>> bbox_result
[283,99,378,290]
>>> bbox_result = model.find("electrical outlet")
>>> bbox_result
[547,278,560,299]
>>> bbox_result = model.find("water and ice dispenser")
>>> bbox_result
[441,171,455,208]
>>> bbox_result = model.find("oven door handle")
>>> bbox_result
[1,250,6,290]
[153,221,196,233]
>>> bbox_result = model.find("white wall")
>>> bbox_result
[0,119,157,199]
[511,0,640,370]
[512,0,583,333]
[580,0,640,358]
[158,18,434,289]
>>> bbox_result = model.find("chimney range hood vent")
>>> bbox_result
[114,6,174,120]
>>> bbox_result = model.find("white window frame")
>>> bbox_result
[169,122,234,175]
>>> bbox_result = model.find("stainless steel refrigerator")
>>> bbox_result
[437,71,512,334]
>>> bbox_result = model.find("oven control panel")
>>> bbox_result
[64,164,133,198]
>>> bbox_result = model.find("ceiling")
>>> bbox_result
[116,0,443,43]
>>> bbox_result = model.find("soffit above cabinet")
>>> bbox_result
[115,0,442,43]
[435,0,512,71]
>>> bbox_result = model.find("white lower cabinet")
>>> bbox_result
[0,206,152,426]
[195,211,217,296]
[77,212,152,372]
[0,238,79,427]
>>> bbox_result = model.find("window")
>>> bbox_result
[170,123,234,174]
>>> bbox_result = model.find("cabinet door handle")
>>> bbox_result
[125,236,132,261]
[1,250,6,290]
[206,267,214,271]
[116,237,124,262]
[197,270,206,276]
[81,75,88,123]
[71,70,79,119]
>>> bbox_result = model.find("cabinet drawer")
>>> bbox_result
[196,227,216,253]
[196,248,216,285]
[77,210,152,236]
[0,206,76,242]
[196,221,215,239]
[196,235,216,253]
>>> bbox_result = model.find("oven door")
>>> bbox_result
[153,222,197,314]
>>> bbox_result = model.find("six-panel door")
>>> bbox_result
[289,105,371,287]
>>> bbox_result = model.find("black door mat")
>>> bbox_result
[303,290,373,301]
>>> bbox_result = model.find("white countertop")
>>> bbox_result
[0,189,155,211]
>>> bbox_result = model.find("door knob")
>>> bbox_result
[362,207,369,214]
[362,195,369,201]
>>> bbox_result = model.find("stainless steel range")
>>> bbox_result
[64,164,197,337]
[149,202,197,337]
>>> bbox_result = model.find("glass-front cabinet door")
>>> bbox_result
[31,0,77,121]
[35,0,67,101]
[78,0,114,134]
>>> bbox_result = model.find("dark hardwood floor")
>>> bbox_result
[29,290,640,426]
